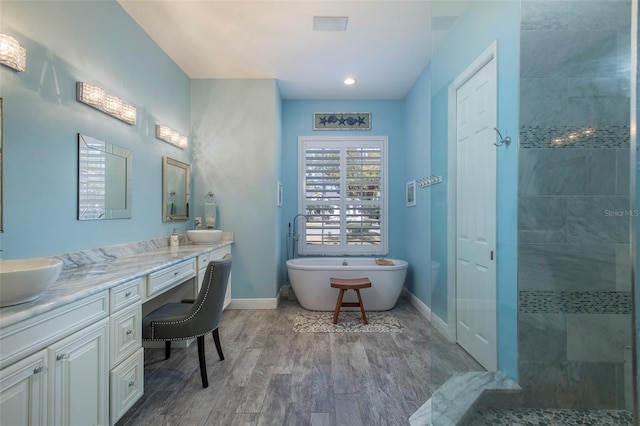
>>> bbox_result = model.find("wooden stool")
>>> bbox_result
[330,277,372,324]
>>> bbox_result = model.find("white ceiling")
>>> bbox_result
[117,0,455,100]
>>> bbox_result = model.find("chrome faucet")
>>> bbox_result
[291,214,309,258]
[194,217,202,229]
[292,214,308,241]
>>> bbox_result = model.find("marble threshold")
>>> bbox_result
[0,232,234,329]
[409,371,521,426]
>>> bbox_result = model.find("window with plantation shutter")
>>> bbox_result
[298,136,388,255]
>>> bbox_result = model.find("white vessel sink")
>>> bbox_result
[187,229,223,245]
[0,258,63,307]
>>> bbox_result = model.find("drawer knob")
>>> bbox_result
[128,380,137,388]
[33,366,48,375]
[125,291,132,297]
[126,329,134,336]
[174,271,179,276]
[56,353,70,361]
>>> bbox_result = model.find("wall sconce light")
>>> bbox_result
[0,33,26,72]
[155,125,188,149]
[76,82,137,125]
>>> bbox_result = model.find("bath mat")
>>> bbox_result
[292,311,403,333]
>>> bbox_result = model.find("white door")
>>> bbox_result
[455,53,498,371]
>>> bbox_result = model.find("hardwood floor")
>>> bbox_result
[117,296,482,426]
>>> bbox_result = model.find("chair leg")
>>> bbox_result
[165,341,171,360]
[197,335,209,388]
[212,328,224,360]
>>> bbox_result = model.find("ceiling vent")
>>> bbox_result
[313,16,348,31]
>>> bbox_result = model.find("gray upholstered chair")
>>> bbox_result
[142,255,232,388]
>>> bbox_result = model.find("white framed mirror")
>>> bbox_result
[77,134,132,220]
[163,156,190,221]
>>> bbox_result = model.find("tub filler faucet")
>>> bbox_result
[289,214,309,259]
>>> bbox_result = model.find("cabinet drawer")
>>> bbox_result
[110,278,142,313]
[110,348,144,426]
[197,252,211,269]
[109,304,142,368]
[210,246,231,260]
[0,291,109,370]
[146,259,196,299]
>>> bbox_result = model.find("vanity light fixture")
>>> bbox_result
[76,82,137,125]
[155,125,188,149]
[0,33,26,72]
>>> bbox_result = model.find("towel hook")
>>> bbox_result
[493,128,511,147]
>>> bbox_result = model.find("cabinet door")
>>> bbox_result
[49,318,109,426]
[210,247,232,309]
[0,349,48,426]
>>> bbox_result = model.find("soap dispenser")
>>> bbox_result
[170,229,179,247]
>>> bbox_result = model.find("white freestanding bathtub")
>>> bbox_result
[286,257,408,311]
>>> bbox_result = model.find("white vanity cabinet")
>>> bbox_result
[0,241,233,426]
[196,245,232,309]
[0,291,109,426]
[109,278,143,425]
[0,349,48,426]
[0,320,109,426]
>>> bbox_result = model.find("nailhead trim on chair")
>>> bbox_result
[146,263,217,341]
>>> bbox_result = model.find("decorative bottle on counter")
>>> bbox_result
[170,229,179,247]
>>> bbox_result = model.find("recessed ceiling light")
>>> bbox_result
[313,16,348,32]
[343,78,356,85]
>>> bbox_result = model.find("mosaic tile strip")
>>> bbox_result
[470,407,633,426]
[520,125,630,149]
[519,290,632,314]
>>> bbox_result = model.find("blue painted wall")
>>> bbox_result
[0,0,191,259]
[281,100,406,278]
[403,65,432,305]
[191,79,281,300]
[430,1,520,378]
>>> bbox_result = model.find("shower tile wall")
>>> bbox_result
[518,0,632,409]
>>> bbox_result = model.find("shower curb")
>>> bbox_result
[409,371,521,426]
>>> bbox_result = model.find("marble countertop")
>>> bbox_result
[0,235,233,329]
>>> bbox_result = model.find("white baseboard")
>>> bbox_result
[227,298,278,310]
[402,288,455,342]
[431,311,455,342]
[402,288,431,321]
